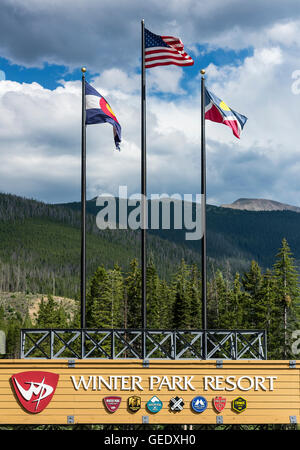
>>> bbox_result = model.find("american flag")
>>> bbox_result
[145,28,194,69]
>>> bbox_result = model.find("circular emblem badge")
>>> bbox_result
[146,396,163,413]
[191,396,208,413]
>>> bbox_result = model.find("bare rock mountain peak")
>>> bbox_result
[220,198,300,213]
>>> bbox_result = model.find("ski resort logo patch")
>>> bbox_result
[146,396,163,413]
[169,396,184,412]
[103,396,122,413]
[213,396,226,413]
[128,396,141,412]
[232,396,247,413]
[191,396,207,413]
[11,371,59,413]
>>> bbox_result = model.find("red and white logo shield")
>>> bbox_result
[103,396,121,413]
[11,371,59,413]
[213,396,226,413]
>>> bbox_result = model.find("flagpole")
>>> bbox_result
[81,66,87,329]
[141,19,147,355]
[200,69,207,332]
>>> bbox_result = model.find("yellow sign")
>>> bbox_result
[0,359,299,425]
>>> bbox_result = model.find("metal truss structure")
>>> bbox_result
[20,328,267,360]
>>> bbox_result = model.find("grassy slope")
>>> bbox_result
[0,291,77,324]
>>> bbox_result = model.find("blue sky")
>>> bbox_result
[0,46,253,90]
[0,58,83,89]
[0,0,300,207]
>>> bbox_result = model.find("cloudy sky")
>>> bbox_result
[0,0,300,206]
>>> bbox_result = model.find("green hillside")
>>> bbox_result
[61,197,300,271]
[0,192,299,361]
[0,193,205,299]
[1,192,300,301]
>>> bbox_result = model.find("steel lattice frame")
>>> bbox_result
[20,328,267,360]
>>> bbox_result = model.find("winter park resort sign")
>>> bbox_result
[1,359,299,425]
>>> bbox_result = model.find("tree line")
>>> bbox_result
[0,238,298,360]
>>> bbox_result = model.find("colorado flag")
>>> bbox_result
[205,87,247,139]
[85,81,121,150]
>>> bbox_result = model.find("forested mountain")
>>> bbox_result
[61,196,300,272]
[0,192,299,360]
[0,193,205,298]
[1,192,300,301]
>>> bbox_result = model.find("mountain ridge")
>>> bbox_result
[221,198,300,213]
[1,192,300,301]
[60,195,300,270]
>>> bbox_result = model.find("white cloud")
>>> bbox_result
[202,43,300,206]
[147,66,186,94]
[0,1,300,206]
[1,35,300,208]
[1,0,300,70]
[0,71,201,203]
[267,20,300,47]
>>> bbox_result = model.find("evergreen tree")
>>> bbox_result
[35,295,68,328]
[209,270,229,328]
[242,260,263,297]
[56,304,69,328]
[273,238,299,358]
[172,260,192,329]
[226,272,245,329]
[35,296,54,328]
[146,258,164,329]
[257,269,280,358]
[22,311,33,329]
[6,318,21,358]
[189,265,201,329]
[125,259,142,328]
[242,261,263,328]
[86,265,124,329]
[70,303,81,328]
[87,266,110,328]
[159,279,173,329]
[108,265,124,328]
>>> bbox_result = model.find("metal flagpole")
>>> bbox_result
[200,69,207,332]
[141,19,147,356]
[81,67,87,329]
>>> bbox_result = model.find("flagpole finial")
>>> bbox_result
[81,67,87,73]
[200,69,205,75]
